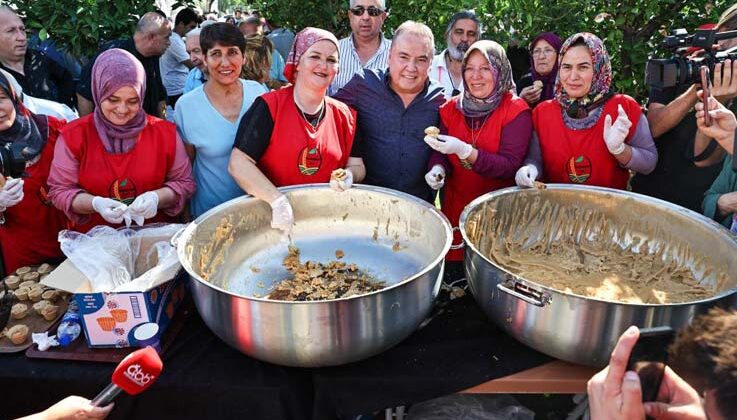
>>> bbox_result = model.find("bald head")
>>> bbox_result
[133,12,172,57]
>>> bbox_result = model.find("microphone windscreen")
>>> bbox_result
[111,346,163,395]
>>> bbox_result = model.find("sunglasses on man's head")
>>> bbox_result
[349,5,384,16]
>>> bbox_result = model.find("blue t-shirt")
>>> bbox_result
[174,80,268,217]
[183,68,206,94]
[269,50,287,83]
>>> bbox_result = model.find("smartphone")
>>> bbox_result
[626,326,676,402]
[701,66,712,127]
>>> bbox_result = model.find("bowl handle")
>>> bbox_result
[450,226,465,250]
[497,279,551,307]
[170,227,186,248]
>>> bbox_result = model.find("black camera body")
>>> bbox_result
[646,29,737,89]
[0,142,28,179]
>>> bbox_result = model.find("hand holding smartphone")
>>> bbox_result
[626,326,676,402]
[701,66,713,127]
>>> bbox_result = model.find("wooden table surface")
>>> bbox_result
[462,360,599,394]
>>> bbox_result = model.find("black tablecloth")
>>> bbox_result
[3,292,551,420]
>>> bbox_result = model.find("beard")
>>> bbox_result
[447,39,470,61]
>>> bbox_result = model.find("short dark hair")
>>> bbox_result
[669,308,737,418]
[175,8,198,27]
[200,22,246,55]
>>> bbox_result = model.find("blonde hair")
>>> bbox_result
[241,34,273,84]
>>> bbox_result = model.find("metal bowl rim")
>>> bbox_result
[459,184,737,307]
[177,183,452,304]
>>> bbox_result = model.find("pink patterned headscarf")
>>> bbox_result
[284,27,339,84]
[91,48,148,154]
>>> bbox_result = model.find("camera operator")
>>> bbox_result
[631,5,737,212]
[587,308,737,420]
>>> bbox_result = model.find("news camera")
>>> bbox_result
[645,28,737,89]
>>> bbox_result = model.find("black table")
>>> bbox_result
[3,293,551,420]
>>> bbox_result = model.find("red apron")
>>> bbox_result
[534,94,642,189]
[440,94,529,261]
[0,117,69,273]
[258,86,356,186]
[62,115,177,233]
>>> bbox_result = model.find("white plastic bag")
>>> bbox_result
[58,224,183,293]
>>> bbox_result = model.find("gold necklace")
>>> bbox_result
[460,113,491,169]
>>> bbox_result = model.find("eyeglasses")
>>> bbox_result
[349,5,384,17]
[532,49,556,57]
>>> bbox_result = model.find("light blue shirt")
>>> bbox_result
[269,50,287,83]
[174,80,268,217]
[183,68,206,94]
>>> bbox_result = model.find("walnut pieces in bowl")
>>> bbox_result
[267,246,386,301]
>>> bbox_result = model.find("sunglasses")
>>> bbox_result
[349,6,384,16]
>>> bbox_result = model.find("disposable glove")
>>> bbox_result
[329,168,354,192]
[424,134,474,159]
[514,165,539,188]
[125,191,159,227]
[424,165,446,190]
[91,196,128,224]
[269,194,294,236]
[603,104,632,155]
[0,178,24,211]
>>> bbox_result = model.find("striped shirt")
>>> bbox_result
[329,34,391,95]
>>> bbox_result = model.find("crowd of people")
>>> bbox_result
[1,1,737,418]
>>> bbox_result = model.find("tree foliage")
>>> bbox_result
[255,0,729,101]
[8,0,189,59]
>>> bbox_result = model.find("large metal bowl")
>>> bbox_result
[460,185,737,367]
[174,184,452,367]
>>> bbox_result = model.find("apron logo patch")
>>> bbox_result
[567,155,592,183]
[109,178,138,205]
[297,146,322,176]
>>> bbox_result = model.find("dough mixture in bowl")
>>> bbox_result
[467,193,729,304]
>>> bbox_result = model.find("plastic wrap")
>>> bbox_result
[58,224,184,293]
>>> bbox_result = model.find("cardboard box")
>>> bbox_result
[42,231,188,348]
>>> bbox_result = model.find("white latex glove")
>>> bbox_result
[515,164,539,188]
[329,168,354,192]
[424,165,446,190]
[0,178,24,211]
[125,191,159,227]
[269,194,294,235]
[91,196,128,224]
[424,134,474,160]
[603,104,632,155]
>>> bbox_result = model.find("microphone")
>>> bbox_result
[91,346,163,407]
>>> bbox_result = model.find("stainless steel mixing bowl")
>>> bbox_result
[175,184,452,367]
[460,185,737,367]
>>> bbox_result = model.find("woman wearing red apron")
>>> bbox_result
[0,72,68,274]
[48,49,195,233]
[515,33,657,190]
[423,40,532,271]
[230,27,365,236]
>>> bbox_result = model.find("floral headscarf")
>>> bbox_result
[458,40,514,118]
[555,33,615,118]
[284,27,339,84]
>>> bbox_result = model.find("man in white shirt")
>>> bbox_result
[329,0,391,94]
[160,8,198,108]
[428,11,481,99]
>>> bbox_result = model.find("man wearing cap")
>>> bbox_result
[329,0,391,94]
[429,10,481,99]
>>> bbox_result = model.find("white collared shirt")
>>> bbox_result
[429,50,463,99]
[330,34,391,95]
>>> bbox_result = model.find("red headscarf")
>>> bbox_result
[283,27,339,84]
